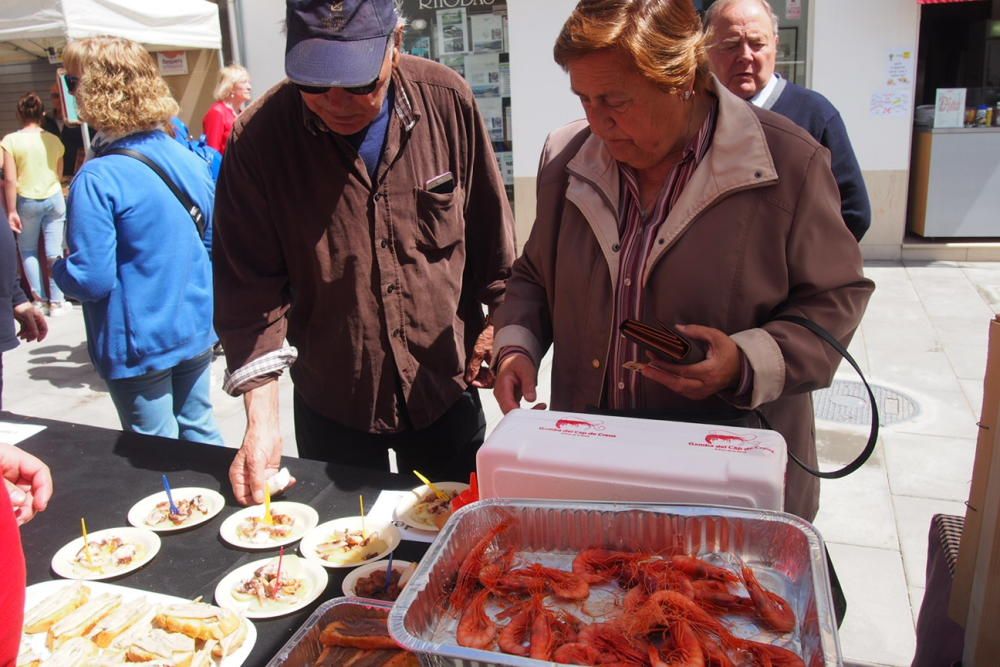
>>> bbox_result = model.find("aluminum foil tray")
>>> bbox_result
[265,597,398,666]
[389,499,841,667]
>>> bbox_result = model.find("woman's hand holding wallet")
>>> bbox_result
[622,321,742,401]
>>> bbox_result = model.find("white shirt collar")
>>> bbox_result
[749,73,780,107]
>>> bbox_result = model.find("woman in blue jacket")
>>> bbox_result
[53,37,222,444]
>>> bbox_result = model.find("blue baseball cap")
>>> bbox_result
[285,0,398,87]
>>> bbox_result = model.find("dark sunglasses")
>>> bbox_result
[293,76,380,97]
[65,74,80,94]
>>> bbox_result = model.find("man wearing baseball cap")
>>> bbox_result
[213,0,515,505]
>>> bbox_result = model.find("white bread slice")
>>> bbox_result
[124,627,197,662]
[88,596,154,648]
[154,602,241,641]
[15,636,41,667]
[211,618,248,659]
[41,636,98,667]
[22,582,90,634]
[46,592,121,650]
[108,603,160,652]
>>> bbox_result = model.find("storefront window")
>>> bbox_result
[398,0,514,207]
[701,0,810,86]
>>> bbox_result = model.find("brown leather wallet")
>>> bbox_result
[619,318,707,365]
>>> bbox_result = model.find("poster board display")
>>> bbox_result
[401,1,514,207]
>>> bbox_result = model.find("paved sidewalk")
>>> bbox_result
[4,259,997,665]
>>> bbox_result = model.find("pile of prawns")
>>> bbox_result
[447,518,805,666]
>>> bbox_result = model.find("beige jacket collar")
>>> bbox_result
[564,74,779,288]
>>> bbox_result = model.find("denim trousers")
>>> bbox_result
[16,192,66,303]
[105,348,223,445]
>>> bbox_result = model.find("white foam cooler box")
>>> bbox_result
[477,409,787,510]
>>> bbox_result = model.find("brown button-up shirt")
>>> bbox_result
[213,55,515,433]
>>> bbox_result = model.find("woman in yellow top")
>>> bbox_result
[2,92,69,316]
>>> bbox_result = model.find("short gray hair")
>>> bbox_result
[703,0,779,40]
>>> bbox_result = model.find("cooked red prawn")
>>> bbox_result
[529,598,558,660]
[740,565,796,633]
[573,548,649,584]
[670,555,739,583]
[738,639,805,667]
[497,598,533,656]
[450,517,514,609]
[691,579,755,614]
[553,642,602,665]
[456,588,496,649]
[647,619,705,667]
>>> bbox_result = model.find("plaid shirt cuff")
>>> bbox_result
[223,347,299,396]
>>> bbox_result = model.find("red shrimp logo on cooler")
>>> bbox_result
[554,418,605,432]
[540,418,616,438]
[690,431,775,455]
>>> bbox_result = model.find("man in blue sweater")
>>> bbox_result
[705,0,871,241]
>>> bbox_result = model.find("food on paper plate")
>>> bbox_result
[315,528,388,566]
[406,489,459,530]
[235,512,295,544]
[71,535,143,576]
[154,601,242,641]
[317,605,419,666]
[145,494,211,528]
[353,567,406,602]
[22,581,90,634]
[21,583,250,667]
[231,560,308,611]
[265,467,296,497]
[46,593,122,650]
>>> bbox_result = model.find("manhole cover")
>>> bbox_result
[814,380,919,426]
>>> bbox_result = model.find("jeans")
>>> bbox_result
[106,348,223,445]
[16,192,66,303]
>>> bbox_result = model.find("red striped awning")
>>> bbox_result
[919,0,984,4]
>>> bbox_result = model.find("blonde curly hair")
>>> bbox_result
[64,36,179,135]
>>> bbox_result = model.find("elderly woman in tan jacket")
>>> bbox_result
[492,0,874,522]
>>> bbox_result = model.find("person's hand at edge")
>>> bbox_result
[634,324,741,401]
[13,301,47,342]
[464,321,495,389]
[0,443,53,525]
[230,382,284,505]
[493,352,547,413]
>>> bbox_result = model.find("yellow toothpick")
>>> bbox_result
[81,517,93,564]
[413,469,449,501]
[359,495,366,538]
[263,485,273,526]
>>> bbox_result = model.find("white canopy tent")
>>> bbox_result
[0,0,223,65]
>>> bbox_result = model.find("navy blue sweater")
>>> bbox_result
[770,81,871,241]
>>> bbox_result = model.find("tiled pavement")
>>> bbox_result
[5,259,998,665]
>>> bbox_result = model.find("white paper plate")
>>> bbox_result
[393,482,468,531]
[218,502,319,550]
[127,487,226,532]
[214,554,328,620]
[22,579,255,666]
[299,517,401,569]
[51,526,160,580]
[341,559,416,600]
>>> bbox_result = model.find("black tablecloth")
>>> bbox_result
[7,412,428,666]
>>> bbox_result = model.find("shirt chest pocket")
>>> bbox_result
[414,186,465,253]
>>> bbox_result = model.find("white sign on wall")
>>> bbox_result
[156,51,189,76]
[934,88,967,128]
[786,0,802,20]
